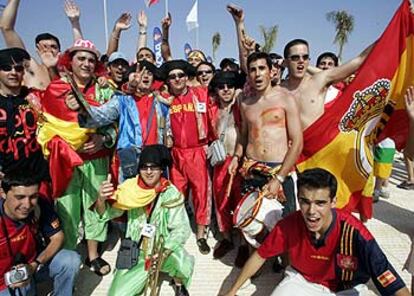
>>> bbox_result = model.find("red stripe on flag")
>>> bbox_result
[300,0,414,162]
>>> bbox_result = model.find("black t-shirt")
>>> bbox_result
[0,88,49,179]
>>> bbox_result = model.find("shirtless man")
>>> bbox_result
[281,39,373,130]
[229,51,302,207]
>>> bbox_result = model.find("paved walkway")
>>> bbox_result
[71,155,413,296]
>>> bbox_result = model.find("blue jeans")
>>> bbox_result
[0,249,81,296]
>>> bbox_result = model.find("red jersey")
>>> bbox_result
[257,209,405,294]
[134,94,158,146]
[0,198,61,290]
[169,87,215,149]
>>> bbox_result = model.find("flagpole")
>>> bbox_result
[165,0,169,17]
[103,0,109,46]
[196,0,199,49]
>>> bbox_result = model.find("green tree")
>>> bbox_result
[326,10,355,61]
[259,25,278,53]
[212,32,221,62]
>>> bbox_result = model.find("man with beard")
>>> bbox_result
[160,60,215,254]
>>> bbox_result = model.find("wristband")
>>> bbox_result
[139,31,147,35]
[34,258,43,272]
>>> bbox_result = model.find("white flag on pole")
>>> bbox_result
[186,0,198,31]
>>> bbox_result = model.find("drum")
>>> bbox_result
[233,190,283,248]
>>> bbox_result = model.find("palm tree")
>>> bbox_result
[259,25,278,53]
[212,32,221,63]
[326,10,355,61]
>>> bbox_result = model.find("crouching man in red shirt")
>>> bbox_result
[224,168,410,296]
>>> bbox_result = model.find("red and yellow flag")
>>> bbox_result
[297,0,414,219]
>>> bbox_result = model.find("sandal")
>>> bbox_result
[85,257,111,276]
[196,238,210,255]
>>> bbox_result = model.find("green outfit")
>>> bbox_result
[98,180,194,296]
[57,158,109,249]
[56,83,116,250]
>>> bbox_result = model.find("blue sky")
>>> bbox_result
[0,0,402,66]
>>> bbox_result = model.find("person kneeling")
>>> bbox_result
[224,168,410,296]
[0,171,81,296]
[94,145,194,296]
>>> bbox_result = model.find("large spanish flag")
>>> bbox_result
[37,79,98,198]
[297,0,414,219]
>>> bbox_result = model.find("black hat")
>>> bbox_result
[219,58,239,70]
[127,60,160,80]
[139,145,172,169]
[210,71,238,88]
[0,48,30,67]
[159,59,196,81]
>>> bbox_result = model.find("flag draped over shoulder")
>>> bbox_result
[297,0,414,219]
[37,79,97,198]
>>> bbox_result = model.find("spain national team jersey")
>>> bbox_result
[169,86,214,148]
[0,198,61,290]
[257,209,405,295]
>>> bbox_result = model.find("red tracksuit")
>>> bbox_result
[169,86,215,226]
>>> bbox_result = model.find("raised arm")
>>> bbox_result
[0,0,25,48]
[404,86,414,161]
[227,4,249,73]
[161,12,173,61]
[136,10,148,53]
[107,12,132,57]
[316,42,375,87]
[64,0,83,42]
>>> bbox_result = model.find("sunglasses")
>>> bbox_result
[139,165,161,172]
[0,64,25,72]
[288,54,310,62]
[167,72,187,80]
[197,70,213,76]
[217,84,235,90]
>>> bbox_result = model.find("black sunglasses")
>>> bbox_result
[288,54,310,62]
[0,64,25,72]
[167,72,187,80]
[217,84,235,90]
[197,70,213,76]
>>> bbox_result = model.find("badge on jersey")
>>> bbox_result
[141,223,156,238]
[377,270,397,287]
[196,102,206,113]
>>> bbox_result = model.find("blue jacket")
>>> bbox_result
[78,93,170,150]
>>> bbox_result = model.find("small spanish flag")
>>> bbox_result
[377,270,397,288]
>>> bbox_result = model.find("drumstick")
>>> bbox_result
[225,173,235,199]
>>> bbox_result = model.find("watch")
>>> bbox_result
[34,258,44,272]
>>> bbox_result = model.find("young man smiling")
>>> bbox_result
[224,168,410,296]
